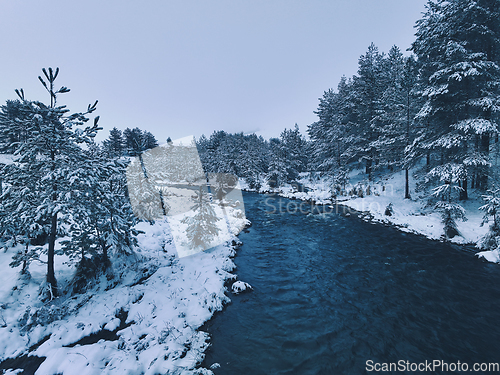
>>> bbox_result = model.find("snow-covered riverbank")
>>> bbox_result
[240,169,499,264]
[0,208,249,374]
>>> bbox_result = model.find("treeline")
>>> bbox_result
[201,1,500,207]
[310,0,500,203]
[103,127,158,157]
[196,125,308,189]
[308,44,419,196]
[196,0,500,239]
[308,0,500,237]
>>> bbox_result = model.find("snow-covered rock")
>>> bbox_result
[231,281,253,294]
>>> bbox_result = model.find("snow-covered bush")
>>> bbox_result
[477,189,500,251]
[384,203,394,216]
[429,164,467,239]
[434,201,467,239]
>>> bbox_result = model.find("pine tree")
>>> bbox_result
[0,100,32,153]
[0,68,100,298]
[308,76,354,188]
[401,56,421,199]
[102,127,124,157]
[372,47,420,198]
[478,188,500,251]
[279,124,308,182]
[123,127,144,156]
[412,0,500,197]
[267,137,288,187]
[373,46,406,171]
[197,132,269,189]
[429,163,467,238]
[181,186,220,250]
[62,143,140,265]
[142,131,158,150]
[350,43,388,180]
[234,133,267,190]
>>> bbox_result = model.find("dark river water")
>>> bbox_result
[202,192,500,375]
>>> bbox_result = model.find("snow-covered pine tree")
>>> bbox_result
[0,68,100,298]
[308,88,339,173]
[181,186,220,250]
[372,47,420,198]
[102,127,125,158]
[2,148,44,274]
[62,142,140,266]
[279,124,308,183]
[1,101,43,272]
[308,76,355,189]
[477,188,500,251]
[197,131,269,189]
[199,131,235,174]
[371,46,406,172]
[126,150,165,222]
[0,99,32,153]
[412,0,500,198]
[123,127,144,156]
[429,163,467,238]
[349,43,388,180]
[234,133,268,190]
[267,137,288,188]
[142,131,159,150]
[401,56,421,199]
[226,132,247,178]
[0,101,30,250]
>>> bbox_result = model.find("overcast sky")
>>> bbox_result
[0,0,427,143]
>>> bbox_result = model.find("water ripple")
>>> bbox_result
[202,192,500,374]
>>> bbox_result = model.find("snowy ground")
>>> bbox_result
[0,206,249,375]
[240,166,498,264]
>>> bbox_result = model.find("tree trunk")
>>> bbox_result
[479,134,490,190]
[47,148,57,298]
[47,212,58,297]
[405,168,410,199]
[405,94,410,200]
[366,158,372,181]
[22,242,29,274]
[103,244,108,261]
[459,178,468,200]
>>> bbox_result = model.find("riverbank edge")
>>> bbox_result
[0,216,252,375]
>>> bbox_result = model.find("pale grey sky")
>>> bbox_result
[0,0,427,143]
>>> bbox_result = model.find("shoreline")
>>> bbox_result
[0,214,250,375]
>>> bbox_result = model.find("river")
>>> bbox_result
[202,192,500,374]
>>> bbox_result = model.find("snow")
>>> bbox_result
[0,206,249,374]
[477,249,500,263]
[0,154,13,165]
